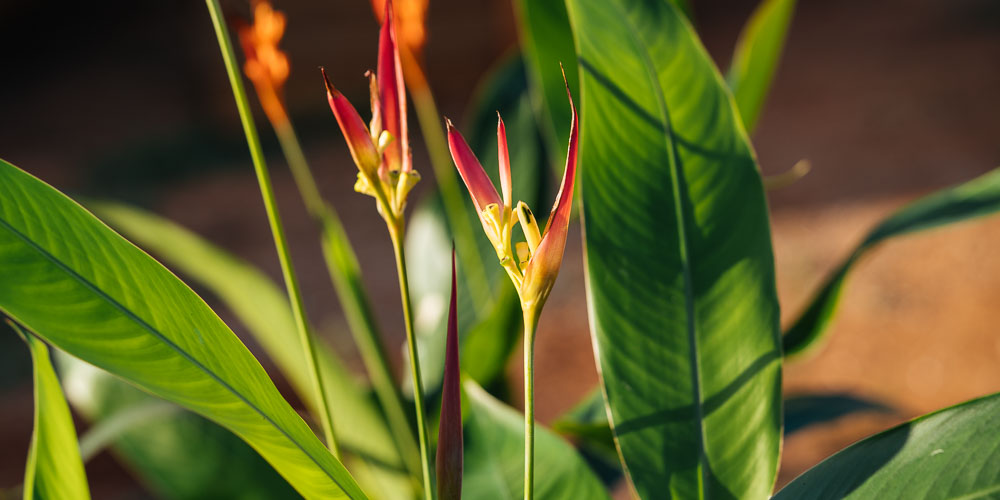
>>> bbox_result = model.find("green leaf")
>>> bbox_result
[783,166,1000,356]
[565,0,783,498]
[88,200,413,499]
[0,158,366,500]
[58,354,299,500]
[726,0,797,132]
[462,381,610,500]
[512,0,579,168]
[775,391,1000,499]
[13,323,91,500]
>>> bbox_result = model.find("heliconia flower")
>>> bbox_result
[237,0,291,126]
[520,82,578,312]
[377,0,411,174]
[322,0,419,220]
[322,68,380,178]
[446,69,578,313]
[446,118,503,244]
[436,248,463,500]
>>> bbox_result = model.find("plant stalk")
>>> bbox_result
[388,220,435,500]
[204,0,339,457]
[522,306,539,500]
[272,120,422,477]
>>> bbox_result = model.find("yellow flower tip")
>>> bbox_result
[516,201,541,253]
[515,242,531,266]
[378,130,395,152]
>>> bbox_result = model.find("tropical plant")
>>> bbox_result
[2,0,999,499]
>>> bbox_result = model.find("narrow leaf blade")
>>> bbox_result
[784,166,1000,356]
[726,0,797,132]
[14,323,91,500]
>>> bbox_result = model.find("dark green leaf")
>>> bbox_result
[775,391,1000,499]
[726,0,797,132]
[565,0,783,497]
[784,393,895,435]
[784,166,1000,356]
[0,158,365,499]
[13,323,91,500]
[462,381,609,499]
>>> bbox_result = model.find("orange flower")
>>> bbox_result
[238,0,290,126]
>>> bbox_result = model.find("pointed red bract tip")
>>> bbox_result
[378,0,410,172]
[322,68,380,176]
[446,121,502,215]
[520,70,578,309]
[497,112,512,208]
[436,248,463,500]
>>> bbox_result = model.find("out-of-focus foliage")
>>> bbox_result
[462,381,609,499]
[14,323,91,500]
[784,166,1000,357]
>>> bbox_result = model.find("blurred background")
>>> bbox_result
[1,0,999,497]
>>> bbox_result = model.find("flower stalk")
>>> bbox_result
[322,1,434,497]
[204,0,339,456]
[236,2,422,476]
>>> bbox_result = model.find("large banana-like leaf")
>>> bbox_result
[775,391,1000,499]
[726,0,797,132]
[783,166,1000,356]
[0,158,366,500]
[565,0,783,498]
[462,381,610,500]
[13,323,91,500]
[88,201,413,499]
[58,354,299,499]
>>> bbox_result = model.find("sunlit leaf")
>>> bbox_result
[0,158,366,499]
[565,0,783,497]
[462,381,609,499]
[784,166,1000,356]
[13,323,91,500]
[775,391,1000,499]
[89,200,413,499]
[726,0,797,132]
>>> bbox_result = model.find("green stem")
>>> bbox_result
[273,121,422,476]
[204,0,339,457]
[522,307,538,500]
[388,220,435,500]
[410,85,493,315]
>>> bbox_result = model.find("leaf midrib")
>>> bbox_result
[603,0,707,496]
[0,214,349,496]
